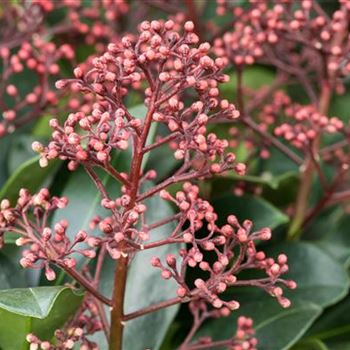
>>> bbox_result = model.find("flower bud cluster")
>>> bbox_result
[153,182,296,313]
[259,91,344,150]
[86,194,149,260]
[0,17,299,348]
[0,39,74,137]
[26,296,101,350]
[0,189,96,280]
[35,21,243,178]
[215,1,350,80]
[0,0,130,137]
[188,309,257,350]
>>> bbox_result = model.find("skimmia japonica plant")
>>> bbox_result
[0,19,296,350]
[1,1,350,350]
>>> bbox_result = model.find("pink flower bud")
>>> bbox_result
[151,257,161,267]
[177,287,187,297]
[31,141,44,153]
[45,266,56,281]
[184,21,195,32]
[76,230,87,242]
[161,269,172,279]
[279,297,291,308]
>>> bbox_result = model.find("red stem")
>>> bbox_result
[60,265,112,306]
[123,296,185,321]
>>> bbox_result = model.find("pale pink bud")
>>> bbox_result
[45,266,56,281]
[161,269,172,279]
[177,287,187,297]
[151,256,161,267]
[184,21,195,32]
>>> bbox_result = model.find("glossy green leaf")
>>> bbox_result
[315,214,350,267]
[0,156,59,204]
[327,342,350,350]
[32,115,54,138]
[212,194,289,230]
[329,87,350,123]
[220,66,276,101]
[0,137,12,187]
[7,135,38,174]
[0,247,27,290]
[0,287,83,349]
[270,242,349,308]
[291,339,329,350]
[260,147,299,177]
[306,294,350,343]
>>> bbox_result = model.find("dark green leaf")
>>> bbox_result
[315,214,350,267]
[306,293,350,343]
[0,156,59,204]
[220,66,276,101]
[269,242,349,308]
[0,247,27,289]
[212,194,289,230]
[0,287,82,349]
[7,135,38,174]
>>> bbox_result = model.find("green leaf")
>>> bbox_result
[329,87,350,123]
[7,135,38,174]
[292,338,330,350]
[212,194,289,230]
[327,342,350,350]
[0,156,59,204]
[220,66,276,101]
[0,287,83,349]
[146,124,179,180]
[269,242,349,308]
[0,137,12,187]
[315,214,350,267]
[32,115,52,138]
[0,246,27,289]
[306,293,350,343]
[262,172,300,207]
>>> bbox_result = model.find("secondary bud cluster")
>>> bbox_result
[259,91,344,150]
[0,0,130,137]
[0,40,74,137]
[187,309,257,350]
[0,189,95,280]
[154,182,296,313]
[26,296,101,350]
[86,194,149,260]
[215,1,350,83]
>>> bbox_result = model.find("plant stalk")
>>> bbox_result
[287,81,332,240]
[109,99,156,349]
[109,255,129,350]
